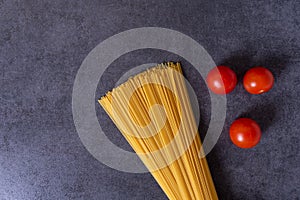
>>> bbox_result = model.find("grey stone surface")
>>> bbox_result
[0,0,299,199]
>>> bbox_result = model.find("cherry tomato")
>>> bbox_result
[206,66,237,95]
[229,118,262,148]
[243,67,274,94]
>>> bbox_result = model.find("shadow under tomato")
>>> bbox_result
[239,103,277,133]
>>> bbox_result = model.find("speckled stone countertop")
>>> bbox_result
[1,0,299,199]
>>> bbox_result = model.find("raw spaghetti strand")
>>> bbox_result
[99,62,218,200]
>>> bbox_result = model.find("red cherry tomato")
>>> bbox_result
[243,67,274,94]
[206,66,237,95]
[229,118,262,148]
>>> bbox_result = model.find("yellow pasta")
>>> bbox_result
[99,62,218,200]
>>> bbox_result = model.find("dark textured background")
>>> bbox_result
[1,0,300,199]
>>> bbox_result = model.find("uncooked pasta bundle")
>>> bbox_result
[99,62,218,200]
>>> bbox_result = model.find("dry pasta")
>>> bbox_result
[99,62,218,200]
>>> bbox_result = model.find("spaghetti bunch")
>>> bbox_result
[99,62,218,200]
